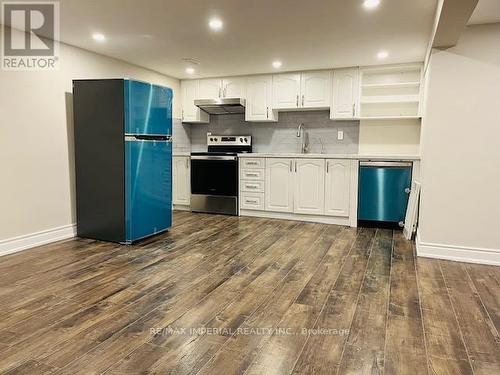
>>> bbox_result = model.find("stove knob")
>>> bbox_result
[244,138,248,143]
[239,137,243,142]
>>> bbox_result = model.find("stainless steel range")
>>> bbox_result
[191,135,252,215]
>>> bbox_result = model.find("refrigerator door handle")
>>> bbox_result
[125,134,172,142]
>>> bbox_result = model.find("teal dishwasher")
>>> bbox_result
[358,161,412,228]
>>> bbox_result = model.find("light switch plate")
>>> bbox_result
[337,130,344,141]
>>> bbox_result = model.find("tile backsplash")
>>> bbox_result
[173,118,191,153]
[190,111,360,154]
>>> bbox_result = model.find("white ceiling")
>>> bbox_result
[51,0,437,79]
[468,0,500,25]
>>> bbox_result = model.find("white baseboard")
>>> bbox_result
[0,224,76,257]
[173,204,191,212]
[240,209,350,226]
[416,231,500,266]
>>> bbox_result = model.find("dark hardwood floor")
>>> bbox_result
[0,211,499,374]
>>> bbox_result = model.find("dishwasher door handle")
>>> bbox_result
[360,161,412,168]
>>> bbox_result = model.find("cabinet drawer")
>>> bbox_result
[240,192,265,210]
[240,180,264,193]
[241,158,265,169]
[241,168,265,181]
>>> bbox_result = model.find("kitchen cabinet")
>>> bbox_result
[173,156,190,206]
[301,71,332,108]
[197,77,246,100]
[273,71,331,110]
[294,159,325,215]
[198,78,221,100]
[223,77,246,98]
[331,68,360,120]
[324,159,350,217]
[272,73,301,109]
[181,80,209,123]
[265,158,294,213]
[245,75,277,122]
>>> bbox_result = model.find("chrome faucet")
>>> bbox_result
[296,123,310,154]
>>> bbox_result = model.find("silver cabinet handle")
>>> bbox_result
[289,160,292,172]
[295,161,297,173]
[296,95,299,107]
[352,103,355,117]
[267,106,269,119]
[246,184,259,189]
[186,158,189,168]
[405,187,411,194]
[247,161,258,165]
[246,172,259,177]
[224,86,227,97]
[326,161,329,174]
[302,95,305,107]
[246,199,258,204]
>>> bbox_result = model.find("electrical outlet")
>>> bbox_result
[337,130,344,141]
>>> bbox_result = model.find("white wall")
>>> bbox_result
[418,23,500,264]
[0,27,180,242]
[358,119,421,155]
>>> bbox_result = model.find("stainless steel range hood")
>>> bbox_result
[194,98,246,115]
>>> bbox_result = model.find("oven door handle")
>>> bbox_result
[191,155,237,161]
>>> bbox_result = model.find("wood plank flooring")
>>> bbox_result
[0,211,499,374]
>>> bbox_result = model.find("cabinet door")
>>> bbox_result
[265,158,294,213]
[222,77,245,98]
[173,156,190,206]
[324,159,351,217]
[245,75,275,121]
[272,73,301,109]
[294,159,325,215]
[300,71,331,108]
[181,80,199,122]
[199,79,221,100]
[181,80,209,123]
[332,68,359,119]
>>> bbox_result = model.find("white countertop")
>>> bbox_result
[173,152,191,157]
[238,153,420,161]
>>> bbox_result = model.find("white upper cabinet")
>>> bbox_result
[181,80,209,123]
[198,78,222,100]
[265,158,294,213]
[222,77,246,98]
[324,159,351,217]
[301,71,332,108]
[245,75,277,122]
[331,68,360,119]
[198,77,246,100]
[273,71,331,110]
[294,159,325,215]
[272,73,301,109]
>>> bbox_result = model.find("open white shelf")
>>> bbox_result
[359,64,423,119]
[361,82,420,89]
[360,95,420,104]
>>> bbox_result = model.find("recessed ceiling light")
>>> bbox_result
[185,67,195,75]
[363,0,380,10]
[92,33,106,42]
[272,60,282,69]
[208,18,223,31]
[377,51,389,60]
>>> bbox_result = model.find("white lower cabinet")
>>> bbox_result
[240,157,352,224]
[324,159,351,217]
[294,159,325,215]
[173,156,190,206]
[265,158,294,213]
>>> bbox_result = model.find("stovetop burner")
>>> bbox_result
[191,134,253,155]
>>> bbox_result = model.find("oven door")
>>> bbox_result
[191,155,238,196]
[190,155,238,215]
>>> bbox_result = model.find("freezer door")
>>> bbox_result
[125,137,172,242]
[124,80,172,135]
